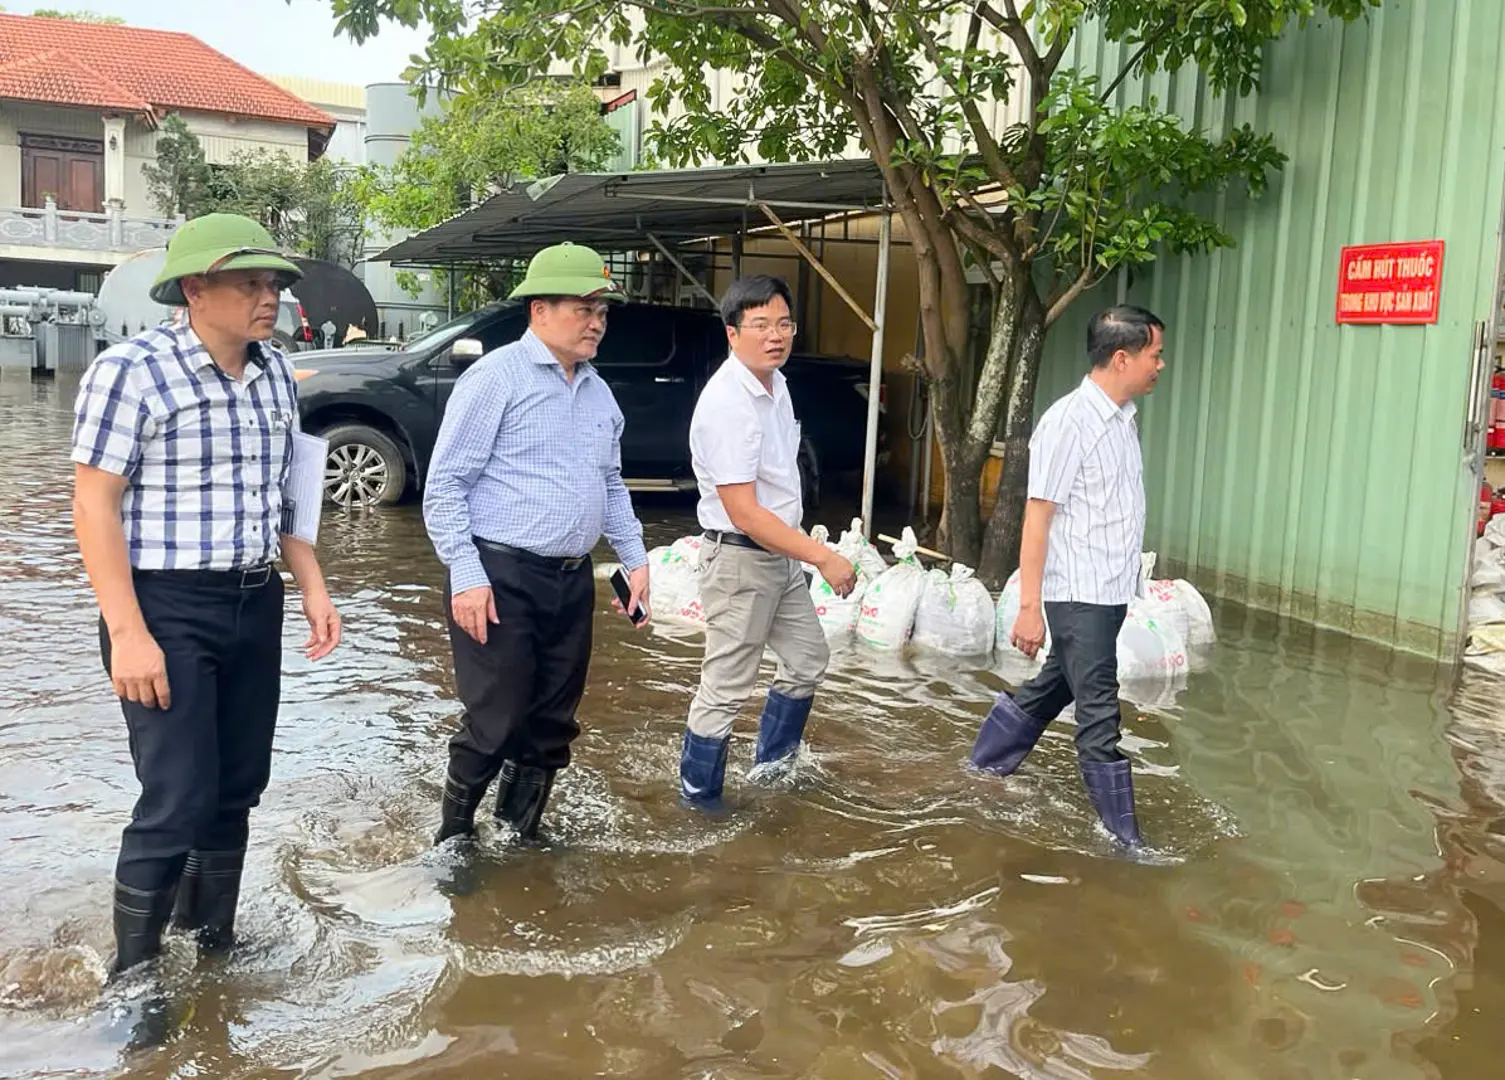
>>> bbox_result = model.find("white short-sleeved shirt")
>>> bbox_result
[690,356,803,532]
[1028,375,1146,605]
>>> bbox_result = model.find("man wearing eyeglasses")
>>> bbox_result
[71,214,342,978]
[677,275,858,811]
[424,242,650,845]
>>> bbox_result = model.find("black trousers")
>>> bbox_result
[101,570,284,894]
[443,544,594,792]
[1014,601,1128,764]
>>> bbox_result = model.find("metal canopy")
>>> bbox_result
[374,158,896,537]
[374,159,889,263]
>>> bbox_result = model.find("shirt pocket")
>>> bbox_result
[590,420,616,471]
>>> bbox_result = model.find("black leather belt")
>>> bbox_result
[475,537,589,572]
[703,530,765,552]
[133,564,275,590]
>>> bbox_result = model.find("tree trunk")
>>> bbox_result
[939,442,985,568]
[978,306,1046,587]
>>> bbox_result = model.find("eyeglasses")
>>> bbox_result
[739,319,797,336]
[209,271,287,298]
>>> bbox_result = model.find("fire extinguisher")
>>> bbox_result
[1480,481,1493,536]
[1491,371,1505,450]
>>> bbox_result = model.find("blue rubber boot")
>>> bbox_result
[1080,758,1143,849]
[754,690,814,768]
[679,729,731,812]
[969,692,1050,775]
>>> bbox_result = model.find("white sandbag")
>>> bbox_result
[646,536,705,625]
[912,563,996,656]
[1135,579,1191,648]
[1170,579,1216,648]
[1118,604,1190,681]
[1472,554,1505,591]
[803,522,870,641]
[838,517,888,581]
[1468,589,1505,627]
[1486,515,1505,551]
[856,527,927,650]
[994,569,1052,661]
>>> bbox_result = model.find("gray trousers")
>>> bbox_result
[685,541,831,739]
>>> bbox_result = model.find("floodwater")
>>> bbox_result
[1,364,1503,1080]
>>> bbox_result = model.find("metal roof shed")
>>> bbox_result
[374,160,896,535]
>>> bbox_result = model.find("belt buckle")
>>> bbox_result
[240,564,272,589]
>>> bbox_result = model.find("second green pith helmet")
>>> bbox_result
[508,242,626,302]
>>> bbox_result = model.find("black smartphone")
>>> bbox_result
[609,566,648,625]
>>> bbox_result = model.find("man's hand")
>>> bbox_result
[817,551,858,598]
[1012,604,1047,660]
[613,565,652,627]
[452,585,498,644]
[301,588,342,661]
[109,625,171,710]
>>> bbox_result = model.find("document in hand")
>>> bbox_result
[282,432,328,545]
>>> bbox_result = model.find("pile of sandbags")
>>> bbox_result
[912,563,996,657]
[995,554,1213,676]
[856,528,929,650]
[1469,517,1505,627]
[645,535,706,624]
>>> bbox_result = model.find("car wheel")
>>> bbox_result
[798,438,821,512]
[320,424,408,507]
[269,329,300,354]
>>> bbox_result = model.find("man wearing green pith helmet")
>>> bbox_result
[424,241,650,846]
[71,213,343,979]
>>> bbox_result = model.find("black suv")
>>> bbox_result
[291,300,882,511]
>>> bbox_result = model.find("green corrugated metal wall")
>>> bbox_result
[1037,0,1505,657]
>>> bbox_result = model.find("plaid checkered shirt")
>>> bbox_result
[423,329,648,594]
[70,324,300,571]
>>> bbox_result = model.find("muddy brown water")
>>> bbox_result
[1,364,1503,1079]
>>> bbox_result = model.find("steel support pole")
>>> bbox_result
[860,210,892,539]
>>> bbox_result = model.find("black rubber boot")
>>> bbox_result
[1079,758,1144,849]
[493,761,556,842]
[110,880,179,978]
[434,772,484,845]
[172,849,246,954]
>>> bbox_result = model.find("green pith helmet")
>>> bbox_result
[150,213,303,306]
[508,242,625,303]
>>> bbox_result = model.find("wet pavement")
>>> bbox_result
[2,364,1503,1079]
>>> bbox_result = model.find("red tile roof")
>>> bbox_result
[0,14,333,128]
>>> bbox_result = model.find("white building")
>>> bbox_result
[0,12,333,292]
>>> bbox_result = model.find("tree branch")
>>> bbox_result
[1044,266,1096,326]
[944,203,1007,261]
[909,15,1018,190]
[1099,17,1178,103]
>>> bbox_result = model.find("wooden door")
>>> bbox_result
[20,134,104,212]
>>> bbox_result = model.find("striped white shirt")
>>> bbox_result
[70,325,299,571]
[1029,376,1145,605]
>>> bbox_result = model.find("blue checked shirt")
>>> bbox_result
[70,324,299,571]
[423,329,648,594]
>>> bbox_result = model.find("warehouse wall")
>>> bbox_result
[1036,0,1505,657]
